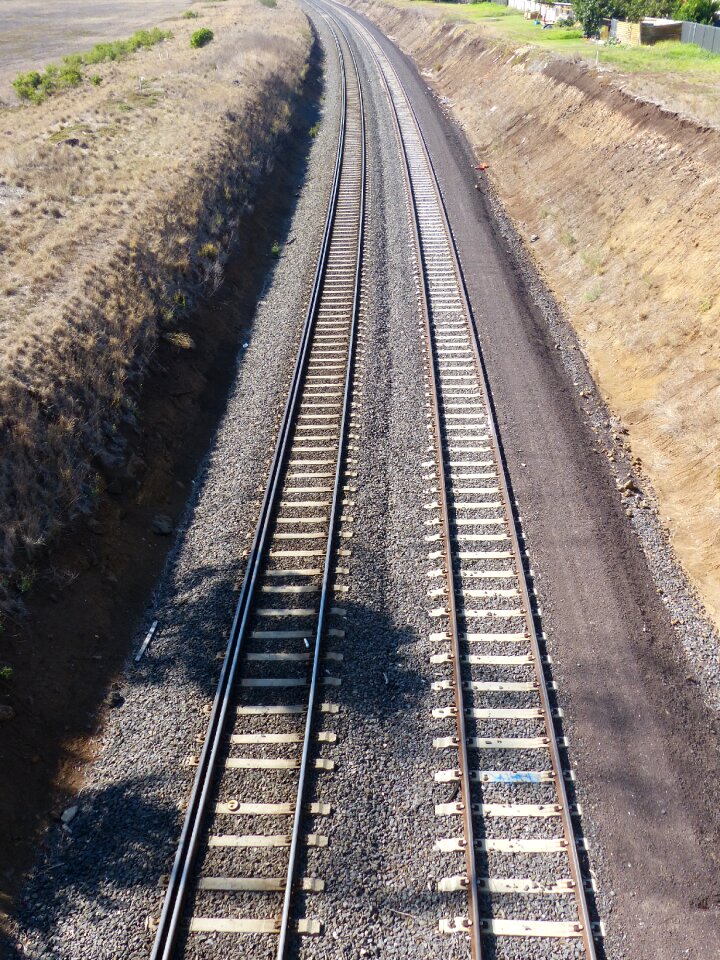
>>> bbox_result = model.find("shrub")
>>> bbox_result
[190,27,214,48]
[91,74,102,85]
[309,123,319,137]
[13,63,83,102]
[259,0,278,7]
[79,28,171,65]
[198,241,219,258]
[183,9,200,17]
[271,241,280,257]
[12,27,169,103]
[13,71,45,103]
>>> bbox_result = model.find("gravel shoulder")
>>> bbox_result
[5,15,341,960]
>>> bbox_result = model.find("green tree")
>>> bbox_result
[672,0,719,21]
[622,0,675,16]
[573,0,616,34]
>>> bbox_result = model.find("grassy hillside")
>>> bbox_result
[0,0,310,613]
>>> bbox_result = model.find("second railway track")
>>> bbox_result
[150,14,365,959]
[323,4,601,959]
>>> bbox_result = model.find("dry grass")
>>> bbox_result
[0,0,310,610]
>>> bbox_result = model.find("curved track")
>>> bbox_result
[320,4,599,958]
[149,16,365,959]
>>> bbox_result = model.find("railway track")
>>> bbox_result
[149,15,365,959]
[322,5,600,958]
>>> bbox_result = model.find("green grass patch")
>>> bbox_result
[581,248,606,274]
[409,1,720,74]
[105,90,163,113]
[190,27,215,48]
[47,122,92,143]
[183,9,200,17]
[13,63,83,104]
[259,0,278,7]
[13,27,170,103]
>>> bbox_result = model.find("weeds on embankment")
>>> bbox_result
[13,28,171,103]
[0,0,311,613]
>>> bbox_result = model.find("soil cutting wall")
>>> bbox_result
[351,0,720,631]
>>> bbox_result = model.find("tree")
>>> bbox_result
[672,0,719,22]
[573,0,616,34]
[622,0,675,17]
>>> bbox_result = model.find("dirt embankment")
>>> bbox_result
[0,0,311,613]
[351,0,720,632]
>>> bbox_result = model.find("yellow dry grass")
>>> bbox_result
[0,0,310,608]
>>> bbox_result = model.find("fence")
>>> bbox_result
[504,0,574,24]
[610,17,719,50]
[681,20,720,53]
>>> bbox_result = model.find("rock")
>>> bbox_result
[125,453,147,482]
[94,449,124,476]
[107,690,124,708]
[152,514,173,536]
[0,705,15,722]
[60,806,78,825]
[530,234,539,242]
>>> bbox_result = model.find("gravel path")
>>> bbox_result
[8,17,341,960]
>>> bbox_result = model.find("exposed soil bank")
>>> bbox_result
[338,5,720,958]
[347,0,720,640]
[0,21,321,941]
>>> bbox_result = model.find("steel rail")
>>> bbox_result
[275,11,365,959]
[149,22,352,960]
[331,12,483,958]
[386,54,598,960]
[327,4,597,957]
